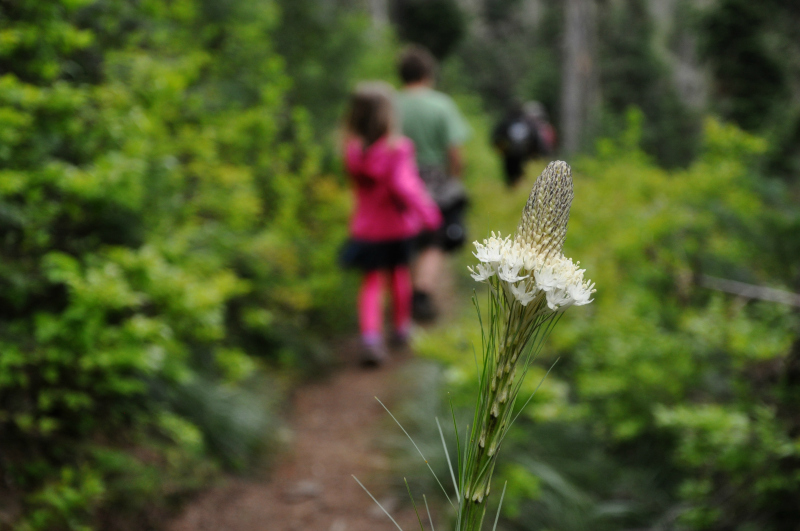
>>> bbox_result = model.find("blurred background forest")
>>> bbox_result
[1,0,799,530]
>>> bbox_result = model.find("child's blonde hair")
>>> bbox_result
[344,81,397,147]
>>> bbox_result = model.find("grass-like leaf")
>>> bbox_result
[492,481,508,531]
[437,417,460,501]
[352,475,405,531]
[376,397,455,509]
[424,494,435,531]
[404,477,425,531]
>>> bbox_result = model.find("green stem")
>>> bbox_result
[458,288,549,530]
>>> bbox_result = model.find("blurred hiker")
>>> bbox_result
[396,45,470,323]
[492,101,556,187]
[524,101,557,155]
[340,82,443,366]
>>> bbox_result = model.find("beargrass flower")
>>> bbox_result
[456,160,594,530]
[356,161,595,531]
[469,160,594,310]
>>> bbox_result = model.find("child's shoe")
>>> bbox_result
[389,326,417,362]
[412,290,438,323]
[359,340,388,368]
[389,329,411,350]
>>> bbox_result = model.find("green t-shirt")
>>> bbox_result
[396,88,470,168]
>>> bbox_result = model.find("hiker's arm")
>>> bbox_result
[391,142,442,230]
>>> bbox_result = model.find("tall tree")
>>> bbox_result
[392,0,466,59]
[701,0,787,132]
[560,0,598,154]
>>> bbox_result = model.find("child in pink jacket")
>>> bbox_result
[341,82,442,366]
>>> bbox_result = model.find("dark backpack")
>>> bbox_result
[493,114,541,158]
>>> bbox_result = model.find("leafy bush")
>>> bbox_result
[598,0,702,168]
[393,0,466,60]
[417,108,800,530]
[0,0,368,527]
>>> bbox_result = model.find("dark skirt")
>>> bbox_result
[415,199,468,253]
[339,238,415,271]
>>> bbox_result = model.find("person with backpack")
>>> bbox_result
[395,45,470,322]
[492,101,556,187]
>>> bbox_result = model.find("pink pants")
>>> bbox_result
[358,266,412,342]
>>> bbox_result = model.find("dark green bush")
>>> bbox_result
[0,0,363,527]
[417,110,800,530]
[393,0,466,60]
[598,0,702,168]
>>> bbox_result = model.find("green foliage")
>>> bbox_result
[272,0,383,136]
[700,0,800,180]
[700,0,788,132]
[417,109,800,530]
[448,0,562,119]
[551,114,799,529]
[393,0,466,60]
[17,466,104,531]
[0,0,370,527]
[598,0,701,168]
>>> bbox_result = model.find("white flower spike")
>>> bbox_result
[458,161,596,528]
[468,161,595,313]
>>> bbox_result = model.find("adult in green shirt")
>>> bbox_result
[396,45,470,322]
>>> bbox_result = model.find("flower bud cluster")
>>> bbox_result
[458,161,593,529]
[516,160,573,260]
[469,232,595,311]
[469,161,594,311]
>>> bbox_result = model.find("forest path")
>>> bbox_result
[168,351,427,531]
[168,270,459,531]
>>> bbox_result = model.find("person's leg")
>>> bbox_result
[504,156,524,187]
[413,247,443,294]
[389,265,413,342]
[411,246,443,322]
[358,270,388,364]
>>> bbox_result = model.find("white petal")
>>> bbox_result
[546,288,573,311]
[497,252,529,283]
[469,263,495,282]
[568,282,595,306]
[510,281,537,306]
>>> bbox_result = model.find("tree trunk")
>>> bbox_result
[560,0,598,155]
[369,0,388,26]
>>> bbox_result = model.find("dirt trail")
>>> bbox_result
[168,347,436,531]
[169,267,458,531]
